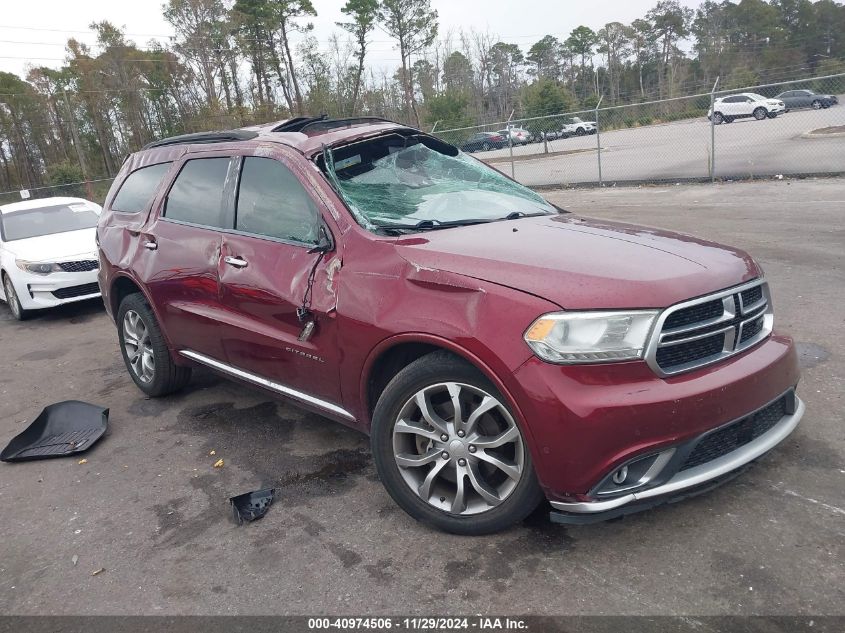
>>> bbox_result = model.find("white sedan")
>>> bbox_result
[708,93,786,124]
[0,196,102,320]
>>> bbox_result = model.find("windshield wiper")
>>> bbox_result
[375,218,494,234]
[503,211,558,220]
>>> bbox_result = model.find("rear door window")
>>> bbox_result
[164,158,232,229]
[235,157,321,245]
[111,162,172,214]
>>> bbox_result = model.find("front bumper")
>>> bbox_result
[8,268,101,310]
[511,333,800,501]
[549,392,803,523]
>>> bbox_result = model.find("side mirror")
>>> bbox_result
[308,225,333,254]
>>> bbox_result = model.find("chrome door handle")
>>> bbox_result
[143,241,157,251]
[224,256,248,268]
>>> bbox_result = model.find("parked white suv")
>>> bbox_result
[708,93,786,124]
[561,117,596,136]
[0,197,101,320]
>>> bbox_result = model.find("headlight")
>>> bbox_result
[524,311,659,363]
[16,260,62,275]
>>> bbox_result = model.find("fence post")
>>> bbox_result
[505,110,515,178]
[709,76,720,182]
[595,96,604,187]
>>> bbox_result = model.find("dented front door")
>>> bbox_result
[216,150,343,408]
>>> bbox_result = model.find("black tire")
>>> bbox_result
[2,272,30,321]
[371,351,544,535]
[481,142,490,151]
[117,292,191,397]
[575,127,586,136]
[753,107,767,120]
[712,112,724,125]
[812,99,822,110]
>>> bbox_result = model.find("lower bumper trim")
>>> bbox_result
[549,396,804,520]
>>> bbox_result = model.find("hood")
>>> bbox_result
[394,215,760,310]
[2,227,98,262]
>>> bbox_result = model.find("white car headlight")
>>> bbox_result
[16,260,62,275]
[524,311,659,363]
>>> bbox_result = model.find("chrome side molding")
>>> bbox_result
[179,349,356,422]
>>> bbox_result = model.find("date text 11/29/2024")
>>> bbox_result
[307,617,528,630]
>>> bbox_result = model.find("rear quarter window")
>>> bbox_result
[110,162,172,214]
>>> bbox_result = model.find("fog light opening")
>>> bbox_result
[612,466,629,485]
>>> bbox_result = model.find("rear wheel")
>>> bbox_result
[2,273,30,321]
[371,351,543,535]
[753,107,767,120]
[117,293,191,397]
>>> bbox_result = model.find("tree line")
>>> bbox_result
[1,0,844,196]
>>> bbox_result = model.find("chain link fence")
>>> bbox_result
[2,74,841,206]
[0,178,115,207]
[436,73,845,188]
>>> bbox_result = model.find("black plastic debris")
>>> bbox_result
[230,488,276,525]
[0,401,108,462]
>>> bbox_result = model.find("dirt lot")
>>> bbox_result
[0,178,843,616]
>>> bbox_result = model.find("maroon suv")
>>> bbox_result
[98,117,803,534]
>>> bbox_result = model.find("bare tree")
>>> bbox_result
[378,0,439,125]
[338,0,380,115]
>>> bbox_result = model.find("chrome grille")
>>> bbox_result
[58,260,99,272]
[645,280,773,376]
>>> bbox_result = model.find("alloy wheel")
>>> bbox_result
[3,276,20,319]
[123,309,155,383]
[812,100,822,109]
[391,382,525,516]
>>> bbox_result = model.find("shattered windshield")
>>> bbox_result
[321,137,555,231]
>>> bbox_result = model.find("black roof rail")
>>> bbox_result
[271,115,399,134]
[300,116,398,132]
[142,130,259,150]
[271,115,328,132]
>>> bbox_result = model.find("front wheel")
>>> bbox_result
[575,127,586,136]
[371,352,544,535]
[117,293,191,397]
[481,142,491,152]
[712,112,724,125]
[754,107,767,120]
[812,99,822,110]
[2,273,30,321]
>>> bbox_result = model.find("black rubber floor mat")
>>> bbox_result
[1,401,108,462]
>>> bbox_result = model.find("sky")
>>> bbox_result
[0,0,704,78]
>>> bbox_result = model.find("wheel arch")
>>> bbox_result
[360,333,531,438]
[109,273,181,361]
